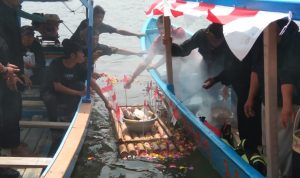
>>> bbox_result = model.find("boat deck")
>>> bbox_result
[0,87,70,178]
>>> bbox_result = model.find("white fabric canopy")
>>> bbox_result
[146,0,289,60]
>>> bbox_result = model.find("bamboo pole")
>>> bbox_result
[120,123,132,141]
[119,144,129,158]
[154,121,166,137]
[127,143,136,156]
[158,118,173,137]
[111,111,123,142]
[264,22,279,178]
[163,16,174,94]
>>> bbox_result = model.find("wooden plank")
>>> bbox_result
[22,130,52,178]
[20,121,70,129]
[23,128,44,153]
[264,22,279,178]
[33,129,52,156]
[22,168,43,178]
[120,137,167,143]
[22,100,44,108]
[20,128,31,143]
[0,157,51,168]
[42,102,92,178]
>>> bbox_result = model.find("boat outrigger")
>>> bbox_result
[0,0,94,177]
[142,0,300,178]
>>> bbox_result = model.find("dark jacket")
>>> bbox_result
[0,1,23,74]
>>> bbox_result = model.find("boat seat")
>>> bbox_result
[0,157,51,168]
[20,120,70,129]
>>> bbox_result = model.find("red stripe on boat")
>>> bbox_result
[207,7,258,24]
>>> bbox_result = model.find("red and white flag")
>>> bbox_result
[123,75,129,84]
[115,103,121,121]
[101,84,113,93]
[144,99,148,109]
[112,91,116,102]
[153,86,159,99]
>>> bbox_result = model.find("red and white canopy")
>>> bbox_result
[146,0,290,60]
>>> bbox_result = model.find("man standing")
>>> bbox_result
[0,0,31,159]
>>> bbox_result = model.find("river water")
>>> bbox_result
[21,0,220,177]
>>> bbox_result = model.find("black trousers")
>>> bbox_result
[0,78,22,148]
[42,82,84,122]
[234,85,262,152]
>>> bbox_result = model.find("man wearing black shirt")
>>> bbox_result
[244,19,299,177]
[41,39,86,122]
[71,5,143,43]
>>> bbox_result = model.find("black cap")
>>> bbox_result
[207,23,223,39]
[21,25,34,36]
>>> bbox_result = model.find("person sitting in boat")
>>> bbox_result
[124,15,187,89]
[71,5,144,43]
[41,39,86,123]
[21,25,45,86]
[244,18,299,178]
[32,13,62,44]
[79,27,144,63]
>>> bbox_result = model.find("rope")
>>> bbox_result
[62,2,83,14]
[61,22,73,34]
[279,11,293,36]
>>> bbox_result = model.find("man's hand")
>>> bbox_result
[1,63,20,77]
[92,50,103,62]
[136,51,146,57]
[280,106,295,128]
[124,76,133,89]
[244,99,255,118]
[146,64,155,71]
[92,72,106,80]
[202,78,215,89]
[22,75,32,88]
[136,34,145,38]
[78,88,86,96]
[6,76,23,91]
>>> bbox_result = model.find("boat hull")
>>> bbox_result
[141,17,264,178]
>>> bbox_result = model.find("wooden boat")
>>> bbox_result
[142,1,300,177]
[0,1,94,177]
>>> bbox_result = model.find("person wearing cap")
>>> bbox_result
[71,5,143,43]
[21,25,45,86]
[32,13,62,44]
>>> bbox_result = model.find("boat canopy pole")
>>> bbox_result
[263,22,279,178]
[163,16,174,94]
[82,0,93,103]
